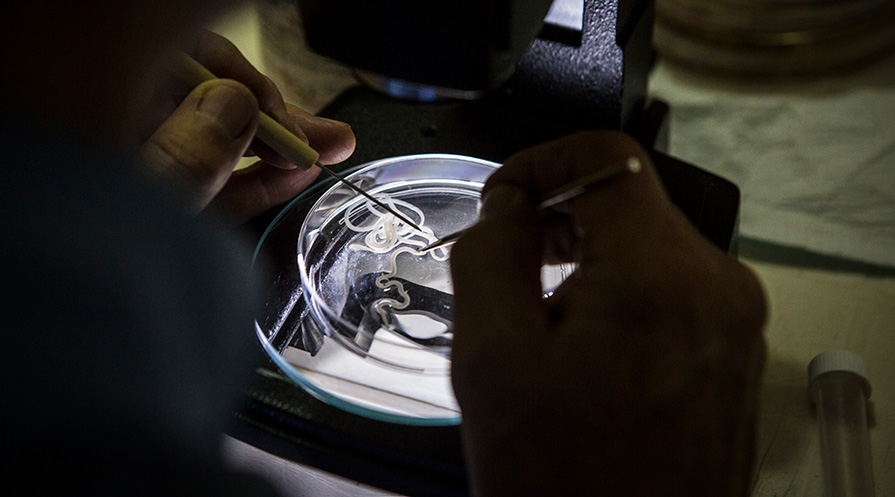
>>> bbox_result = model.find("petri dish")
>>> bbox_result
[253,154,575,426]
[254,154,495,425]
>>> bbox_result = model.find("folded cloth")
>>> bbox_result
[648,54,895,267]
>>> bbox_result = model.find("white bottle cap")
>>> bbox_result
[808,350,872,400]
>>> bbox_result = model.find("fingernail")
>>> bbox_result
[321,117,352,129]
[481,185,532,219]
[197,84,256,139]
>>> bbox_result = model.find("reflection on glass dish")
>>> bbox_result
[254,154,575,425]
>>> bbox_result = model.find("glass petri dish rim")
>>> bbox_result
[252,153,500,426]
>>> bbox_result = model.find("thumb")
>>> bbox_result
[140,79,258,212]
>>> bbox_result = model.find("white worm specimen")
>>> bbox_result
[343,193,450,326]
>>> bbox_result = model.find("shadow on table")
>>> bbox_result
[737,237,895,277]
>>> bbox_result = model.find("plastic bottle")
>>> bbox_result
[808,350,874,497]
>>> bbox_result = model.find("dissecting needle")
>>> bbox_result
[172,51,423,232]
[421,156,642,251]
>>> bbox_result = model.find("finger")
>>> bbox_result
[491,130,666,223]
[492,131,675,264]
[186,31,301,169]
[450,185,549,359]
[205,100,356,222]
[140,79,258,212]
[205,160,321,223]
[244,103,355,171]
[288,103,356,165]
[187,31,355,170]
[187,30,290,125]
[133,34,270,143]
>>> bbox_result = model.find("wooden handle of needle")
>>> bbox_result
[172,51,320,170]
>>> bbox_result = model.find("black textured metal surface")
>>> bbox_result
[492,0,654,132]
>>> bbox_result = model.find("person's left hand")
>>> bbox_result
[134,30,355,222]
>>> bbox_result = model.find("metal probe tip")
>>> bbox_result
[315,163,424,232]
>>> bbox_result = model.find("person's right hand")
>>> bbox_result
[449,131,767,497]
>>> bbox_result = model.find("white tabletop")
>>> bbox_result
[211,4,895,495]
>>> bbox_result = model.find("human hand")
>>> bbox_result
[449,131,767,496]
[135,30,355,222]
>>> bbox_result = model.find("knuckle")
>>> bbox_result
[711,258,768,337]
[729,264,769,352]
[197,29,241,65]
[739,265,768,328]
[263,75,282,100]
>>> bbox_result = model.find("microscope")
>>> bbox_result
[288,0,738,248]
[232,2,740,496]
